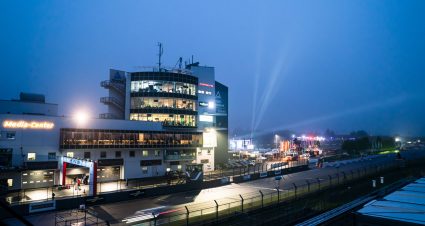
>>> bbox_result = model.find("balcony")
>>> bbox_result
[100,97,124,111]
[101,80,125,95]
[164,155,196,161]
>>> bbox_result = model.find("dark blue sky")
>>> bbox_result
[1,1,425,136]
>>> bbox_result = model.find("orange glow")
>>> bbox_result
[2,120,54,129]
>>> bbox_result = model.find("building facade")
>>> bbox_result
[0,62,228,192]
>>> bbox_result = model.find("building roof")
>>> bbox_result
[357,178,425,225]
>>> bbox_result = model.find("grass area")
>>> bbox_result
[377,148,399,155]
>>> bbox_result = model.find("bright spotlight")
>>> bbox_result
[74,111,89,125]
[208,101,215,109]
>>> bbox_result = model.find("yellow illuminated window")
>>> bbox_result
[66,152,74,158]
[27,153,36,161]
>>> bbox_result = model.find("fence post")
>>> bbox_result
[239,194,244,212]
[277,188,280,203]
[293,183,297,199]
[259,190,264,208]
[185,206,189,226]
[306,179,310,192]
[316,178,321,191]
[214,200,219,222]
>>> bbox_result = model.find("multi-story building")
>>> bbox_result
[0,61,228,192]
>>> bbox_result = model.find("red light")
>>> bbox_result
[199,83,214,88]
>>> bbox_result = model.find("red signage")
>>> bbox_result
[199,83,214,88]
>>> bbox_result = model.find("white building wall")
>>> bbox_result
[0,100,58,116]
[0,114,163,168]
[196,147,215,172]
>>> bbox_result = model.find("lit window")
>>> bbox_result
[154,150,160,157]
[142,150,149,157]
[27,153,36,161]
[177,165,182,170]
[7,179,13,187]
[66,152,74,158]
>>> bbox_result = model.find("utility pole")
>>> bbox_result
[158,42,163,71]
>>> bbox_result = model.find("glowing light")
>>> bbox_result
[2,120,54,129]
[74,111,89,125]
[199,115,213,122]
[395,137,401,142]
[208,101,215,109]
[203,128,217,148]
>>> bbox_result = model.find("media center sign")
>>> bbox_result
[2,120,54,130]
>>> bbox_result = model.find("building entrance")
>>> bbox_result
[59,157,97,196]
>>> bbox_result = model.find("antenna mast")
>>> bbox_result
[158,42,163,71]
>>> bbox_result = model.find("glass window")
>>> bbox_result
[27,153,36,161]
[6,132,16,140]
[66,152,74,158]
[84,152,91,159]
[142,150,149,157]
[115,151,121,158]
[131,80,196,96]
[100,151,106,158]
[154,150,160,157]
[7,179,13,187]
[142,166,148,174]
[129,151,135,157]
[48,152,56,160]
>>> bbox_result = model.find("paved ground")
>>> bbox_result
[3,150,424,226]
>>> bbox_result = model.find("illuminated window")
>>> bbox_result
[154,150,160,157]
[27,153,36,161]
[142,150,149,157]
[7,179,13,187]
[177,165,182,170]
[142,166,148,174]
[66,152,74,158]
